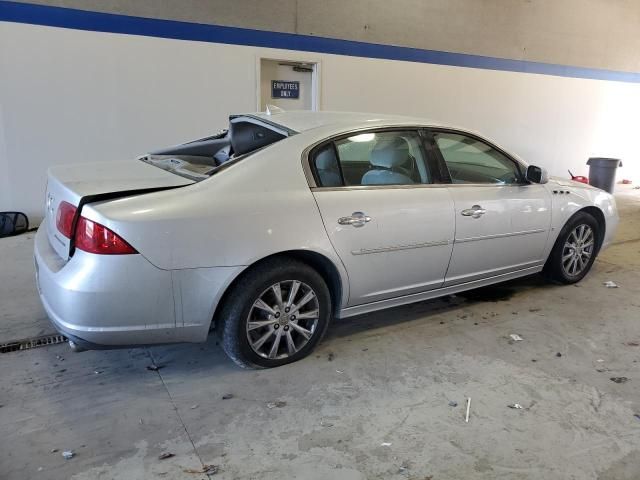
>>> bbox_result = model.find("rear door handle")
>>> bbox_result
[461,205,486,218]
[338,211,371,228]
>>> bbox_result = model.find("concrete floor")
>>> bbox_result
[1,188,639,480]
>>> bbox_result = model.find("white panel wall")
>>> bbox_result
[0,104,9,212]
[1,21,638,221]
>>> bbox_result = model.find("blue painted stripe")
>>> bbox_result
[1,0,639,83]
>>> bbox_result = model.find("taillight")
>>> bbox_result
[56,201,77,238]
[74,217,138,255]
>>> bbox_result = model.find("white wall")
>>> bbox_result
[0,104,9,213]
[1,21,638,221]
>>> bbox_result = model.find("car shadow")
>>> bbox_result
[325,273,553,341]
[147,273,556,374]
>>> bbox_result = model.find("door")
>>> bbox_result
[259,58,316,111]
[310,129,455,306]
[429,130,552,286]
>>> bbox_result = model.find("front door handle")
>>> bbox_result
[338,211,371,228]
[461,205,486,219]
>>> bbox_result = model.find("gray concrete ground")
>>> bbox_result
[1,188,639,480]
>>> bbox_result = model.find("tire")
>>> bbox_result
[217,258,332,369]
[543,211,600,284]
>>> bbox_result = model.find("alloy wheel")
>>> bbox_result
[561,224,594,277]
[246,280,320,359]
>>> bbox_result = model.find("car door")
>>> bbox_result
[309,129,455,306]
[428,130,552,286]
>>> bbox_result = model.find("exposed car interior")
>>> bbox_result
[141,116,289,180]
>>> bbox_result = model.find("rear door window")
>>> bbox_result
[312,130,432,187]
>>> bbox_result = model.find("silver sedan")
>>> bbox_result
[35,111,619,368]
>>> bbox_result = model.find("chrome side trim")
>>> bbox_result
[310,183,533,192]
[445,183,529,188]
[311,183,450,192]
[337,265,543,318]
[455,228,546,243]
[351,239,450,255]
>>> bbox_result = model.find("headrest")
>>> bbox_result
[229,120,285,156]
[316,148,338,170]
[370,138,409,169]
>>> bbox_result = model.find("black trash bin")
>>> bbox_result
[586,157,622,193]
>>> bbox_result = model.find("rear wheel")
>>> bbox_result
[217,258,331,369]
[544,211,600,284]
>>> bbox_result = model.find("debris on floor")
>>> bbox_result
[146,364,165,372]
[158,452,175,460]
[465,397,471,423]
[556,352,562,357]
[610,377,629,384]
[320,420,334,427]
[183,464,218,475]
[222,393,234,400]
[626,341,639,347]
[508,403,524,409]
[509,334,524,342]
[448,400,458,407]
[267,401,287,409]
[634,414,640,421]
[381,442,392,447]
[327,352,335,361]
[603,281,619,288]
[50,449,58,453]
[62,450,75,460]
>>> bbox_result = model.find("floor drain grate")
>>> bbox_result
[1,334,68,353]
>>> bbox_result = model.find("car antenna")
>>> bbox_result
[265,104,285,116]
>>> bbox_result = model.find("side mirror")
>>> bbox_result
[526,165,549,184]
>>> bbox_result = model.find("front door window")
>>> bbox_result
[433,132,524,185]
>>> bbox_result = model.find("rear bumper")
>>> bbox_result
[34,221,181,347]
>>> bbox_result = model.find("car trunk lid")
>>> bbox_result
[44,160,194,260]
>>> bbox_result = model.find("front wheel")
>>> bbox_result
[217,258,332,369]
[544,211,600,284]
